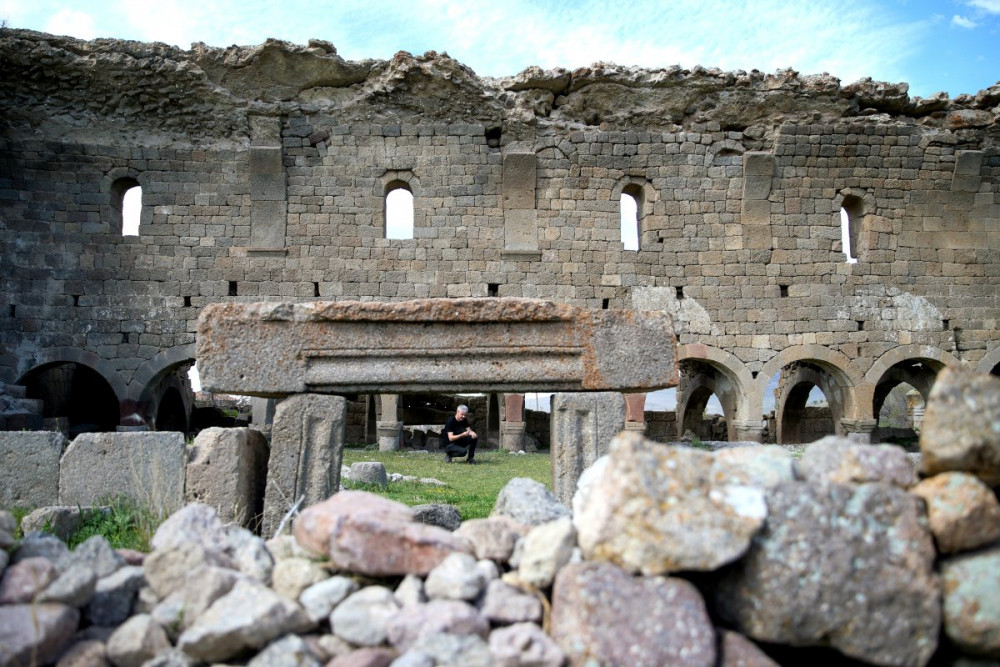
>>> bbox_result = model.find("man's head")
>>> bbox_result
[456,405,469,419]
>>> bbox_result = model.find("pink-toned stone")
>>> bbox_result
[911,472,1000,554]
[0,603,80,666]
[551,562,716,667]
[55,639,109,667]
[327,647,396,667]
[453,517,524,563]
[719,630,779,667]
[294,491,471,576]
[0,555,58,603]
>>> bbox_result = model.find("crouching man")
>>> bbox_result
[441,404,478,464]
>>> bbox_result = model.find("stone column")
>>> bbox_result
[732,419,767,443]
[377,394,403,451]
[550,392,626,506]
[623,393,646,433]
[840,418,879,444]
[262,393,346,538]
[500,393,525,452]
[251,397,275,437]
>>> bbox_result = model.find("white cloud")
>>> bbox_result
[121,0,197,47]
[951,14,978,28]
[44,8,97,39]
[967,0,1000,13]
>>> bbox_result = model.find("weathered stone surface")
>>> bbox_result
[518,517,576,588]
[718,630,779,667]
[38,562,98,607]
[920,368,1000,485]
[143,541,233,599]
[491,477,570,527]
[711,446,795,489]
[386,599,489,652]
[330,586,400,646]
[797,436,916,487]
[299,575,359,623]
[0,510,15,550]
[550,392,626,505]
[0,603,80,667]
[177,579,311,662]
[551,562,716,667]
[85,565,146,627]
[140,647,195,667]
[716,480,939,667]
[0,555,58,603]
[106,614,171,667]
[424,552,486,601]
[393,574,426,607]
[941,546,1000,657]
[186,427,269,529]
[347,461,388,487]
[293,491,469,576]
[225,525,274,584]
[156,565,242,631]
[61,535,126,578]
[574,432,766,574]
[59,432,186,512]
[263,393,346,538]
[453,517,523,563]
[911,472,1000,553]
[0,431,66,507]
[272,557,328,600]
[197,299,677,394]
[404,632,492,667]
[150,503,228,553]
[327,647,395,667]
[55,639,109,667]
[247,634,322,667]
[12,533,70,564]
[489,622,565,667]
[411,503,462,531]
[481,580,542,625]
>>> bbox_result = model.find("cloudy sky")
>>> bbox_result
[3,0,998,99]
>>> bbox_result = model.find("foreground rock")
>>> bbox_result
[574,432,766,574]
[940,546,1000,657]
[491,477,570,527]
[920,367,1000,485]
[716,480,940,667]
[796,435,916,487]
[910,472,1000,554]
[293,491,470,576]
[551,562,716,666]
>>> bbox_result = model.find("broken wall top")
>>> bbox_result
[1,28,997,145]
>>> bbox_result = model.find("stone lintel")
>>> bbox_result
[197,298,677,396]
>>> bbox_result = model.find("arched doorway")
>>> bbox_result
[773,362,843,444]
[676,359,739,441]
[19,362,119,435]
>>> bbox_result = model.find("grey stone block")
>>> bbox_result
[0,432,66,508]
[59,433,186,512]
[262,393,346,538]
[550,392,625,506]
[185,427,269,530]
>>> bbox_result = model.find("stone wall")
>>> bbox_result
[1,30,999,442]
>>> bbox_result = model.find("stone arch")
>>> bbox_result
[865,345,961,436]
[130,344,197,430]
[677,360,738,441]
[677,343,754,418]
[756,345,861,430]
[775,362,839,443]
[706,139,745,168]
[975,346,1000,376]
[535,136,577,160]
[101,166,152,236]
[16,349,125,434]
[864,345,961,386]
[377,169,424,239]
[128,344,197,401]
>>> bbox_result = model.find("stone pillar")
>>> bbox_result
[623,393,646,433]
[501,393,525,452]
[840,418,879,444]
[732,419,767,443]
[251,397,276,436]
[262,393,346,538]
[550,392,626,506]
[377,394,402,451]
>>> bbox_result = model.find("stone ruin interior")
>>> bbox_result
[1,28,999,448]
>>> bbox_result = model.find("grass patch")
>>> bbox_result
[66,496,159,552]
[341,449,552,520]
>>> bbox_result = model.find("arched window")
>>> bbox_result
[620,184,643,251]
[385,181,414,240]
[840,195,863,264]
[111,177,142,236]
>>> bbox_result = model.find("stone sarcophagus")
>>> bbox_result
[196,298,677,396]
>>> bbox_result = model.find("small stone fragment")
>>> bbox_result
[106,614,171,667]
[85,565,146,627]
[327,647,396,667]
[13,533,70,564]
[0,555,58,603]
[424,552,486,601]
[453,517,523,562]
[299,576,359,623]
[551,562,716,667]
[711,446,795,490]
[407,632,492,667]
[151,502,229,553]
[412,503,462,531]
[246,634,322,667]
[330,586,400,646]
[62,535,126,578]
[55,639,109,667]
[38,562,98,607]
[386,599,489,652]
[348,461,388,487]
[911,472,1000,554]
[491,478,570,526]
[718,630,779,667]
[394,574,426,607]
[796,436,916,488]
[488,622,565,667]
[225,525,274,584]
[481,580,542,625]
[941,546,1000,657]
[271,557,329,600]
[518,517,576,588]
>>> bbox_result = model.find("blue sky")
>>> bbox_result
[3,0,998,98]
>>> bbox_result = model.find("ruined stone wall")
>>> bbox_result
[1,29,998,439]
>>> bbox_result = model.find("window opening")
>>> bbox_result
[602,298,610,309]
[385,183,414,240]
[184,296,192,307]
[839,196,863,264]
[313,282,320,297]
[620,192,639,251]
[111,177,142,236]
[228,281,238,297]
[487,283,499,297]
[675,286,684,300]
[779,285,789,298]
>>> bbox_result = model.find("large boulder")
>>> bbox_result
[185,427,269,530]
[796,436,916,488]
[574,432,766,574]
[0,431,66,507]
[910,472,1000,554]
[715,480,940,667]
[940,546,1000,657]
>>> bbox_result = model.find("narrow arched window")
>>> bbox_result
[840,195,863,264]
[111,177,142,236]
[385,182,414,240]
[620,185,642,251]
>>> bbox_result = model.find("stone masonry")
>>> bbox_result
[1,30,999,443]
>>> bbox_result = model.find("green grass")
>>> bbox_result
[341,448,552,520]
[65,496,159,552]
